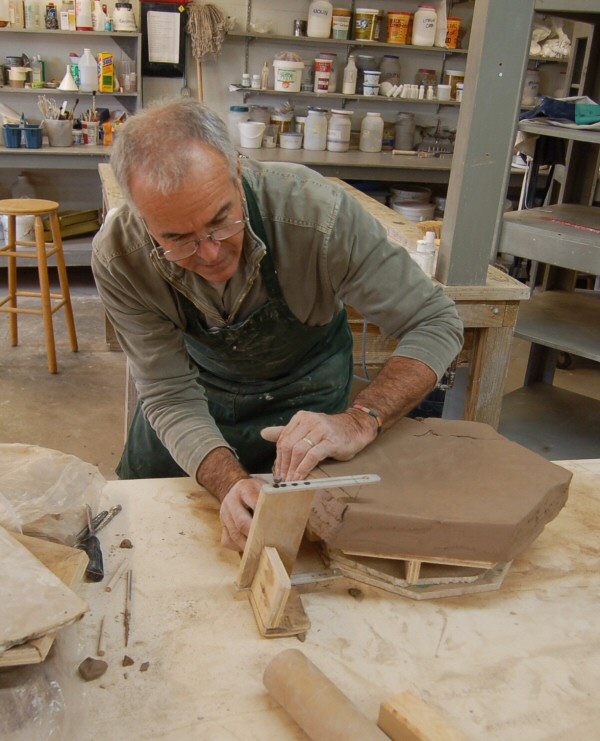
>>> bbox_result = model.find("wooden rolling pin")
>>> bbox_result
[263,649,388,741]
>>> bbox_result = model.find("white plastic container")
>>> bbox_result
[359,111,383,153]
[319,52,338,92]
[313,57,333,93]
[412,5,437,47]
[363,83,380,96]
[522,68,540,106]
[327,109,352,152]
[303,108,327,151]
[273,59,304,92]
[392,201,436,222]
[75,0,92,30]
[238,121,266,149]
[394,112,415,151]
[78,48,98,92]
[227,105,249,146]
[307,0,332,38]
[363,70,380,85]
[342,55,357,95]
[390,184,431,204]
[412,231,437,276]
[279,132,302,149]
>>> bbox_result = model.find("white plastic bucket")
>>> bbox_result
[273,59,304,92]
[238,121,266,148]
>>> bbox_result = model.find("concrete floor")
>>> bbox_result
[1,266,599,481]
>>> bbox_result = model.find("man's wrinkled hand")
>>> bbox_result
[219,477,266,551]
[261,409,378,483]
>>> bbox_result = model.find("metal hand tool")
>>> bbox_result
[76,504,122,582]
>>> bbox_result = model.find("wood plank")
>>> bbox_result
[237,486,315,590]
[378,691,468,741]
[340,549,497,571]
[250,547,291,629]
[465,325,515,427]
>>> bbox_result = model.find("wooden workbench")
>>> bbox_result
[98,165,528,428]
[52,459,600,740]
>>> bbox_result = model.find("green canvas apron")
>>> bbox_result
[118,179,354,478]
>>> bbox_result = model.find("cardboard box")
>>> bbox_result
[97,53,114,93]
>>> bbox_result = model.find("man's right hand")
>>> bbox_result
[219,477,265,551]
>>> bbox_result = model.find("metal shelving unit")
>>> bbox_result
[498,4,600,455]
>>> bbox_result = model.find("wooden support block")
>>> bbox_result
[250,547,291,630]
[405,560,421,585]
[250,588,310,639]
[377,691,467,741]
[237,486,315,590]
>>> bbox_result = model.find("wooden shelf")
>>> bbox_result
[519,119,600,144]
[501,204,600,275]
[232,87,460,106]
[227,32,468,55]
[514,289,600,363]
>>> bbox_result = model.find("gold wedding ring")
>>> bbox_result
[302,437,315,447]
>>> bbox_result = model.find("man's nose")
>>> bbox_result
[197,236,221,262]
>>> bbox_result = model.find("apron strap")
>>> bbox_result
[242,177,283,300]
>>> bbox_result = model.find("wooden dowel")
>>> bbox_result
[105,558,127,592]
[97,616,107,657]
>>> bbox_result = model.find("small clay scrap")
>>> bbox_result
[140,661,150,672]
[119,539,133,549]
[348,587,364,601]
[122,655,134,667]
[78,657,108,682]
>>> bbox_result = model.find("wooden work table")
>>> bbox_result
[50,459,600,739]
[98,164,528,428]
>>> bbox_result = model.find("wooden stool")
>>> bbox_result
[0,199,78,373]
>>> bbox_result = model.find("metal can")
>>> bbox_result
[293,19,307,36]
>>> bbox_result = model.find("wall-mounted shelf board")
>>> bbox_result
[501,204,600,275]
[519,119,600,144]
[231,87,460,106]
[227,32,468,55]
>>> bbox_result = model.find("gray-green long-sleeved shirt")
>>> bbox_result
[92,159,463,477]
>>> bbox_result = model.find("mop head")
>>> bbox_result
[187,2,233,61]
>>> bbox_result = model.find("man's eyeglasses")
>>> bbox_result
[151,218,248,262]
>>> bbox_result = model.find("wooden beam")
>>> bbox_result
[378,691,467,741]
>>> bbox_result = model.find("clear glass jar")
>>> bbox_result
[303,108,328,151]
[359,111,383,153]
[379,55,401,86]
[327,109,352,152]
[415,68,437,88]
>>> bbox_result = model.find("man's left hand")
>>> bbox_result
[261,409,378,482]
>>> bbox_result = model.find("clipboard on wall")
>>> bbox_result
[141,0,188,78]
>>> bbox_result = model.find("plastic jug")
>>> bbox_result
[79,47,98,92]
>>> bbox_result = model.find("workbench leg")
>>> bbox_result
[464,325,514,428]
[524,343,558,386]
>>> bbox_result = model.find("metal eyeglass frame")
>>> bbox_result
[143,218,248,262]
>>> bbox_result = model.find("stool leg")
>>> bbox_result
[7,215,18,346]
[50,211,78,353]
[34,214,57,373]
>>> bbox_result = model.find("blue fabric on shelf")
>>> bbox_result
[520,97,576,122]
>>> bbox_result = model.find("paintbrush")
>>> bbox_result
[69,97,79,120]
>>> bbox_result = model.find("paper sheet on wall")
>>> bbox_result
[147,10,180,64]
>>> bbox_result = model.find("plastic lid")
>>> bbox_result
[230,106,249,111]
[366,112,381,116]
[308,107,327,114]
[383,55,400,59]
[331,109,353,115]
[424,231,436,244]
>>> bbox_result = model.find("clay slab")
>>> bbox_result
[309,418,572,564]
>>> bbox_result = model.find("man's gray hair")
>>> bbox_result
[111,98,238,202]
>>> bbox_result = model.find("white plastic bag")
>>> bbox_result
[0,444,105,544]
